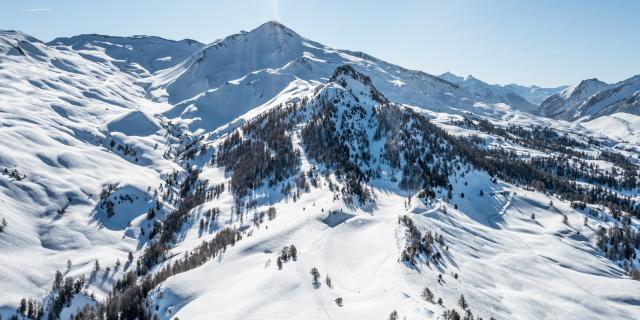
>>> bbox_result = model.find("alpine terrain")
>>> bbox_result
[0,21,639,320]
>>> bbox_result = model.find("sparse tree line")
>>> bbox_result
[252,206,277,228]
[457,117,638,190]
[14,270,87,320]
[595,218,640,279]
[12,227,240,320]
[399,215,445,265]
[2,167,26,181]
[106,137,140,163]
[307,266,341,306]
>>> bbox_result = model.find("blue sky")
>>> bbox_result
[2,0,638,87]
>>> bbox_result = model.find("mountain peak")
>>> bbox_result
[329,64,388,104]
[439,71,464,83]
[329,65,375,88]
[561,78,609,99]
[248,20,300,39]
[578,78,606,87]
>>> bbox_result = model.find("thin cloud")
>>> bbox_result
[23,8,53,13]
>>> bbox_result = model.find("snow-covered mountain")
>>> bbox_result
[438,72,569,111]
[48,34,203,76]
[148,21,519,132]
[538,78,610,119]
[1,22,640,320]
[538,76,640,121]
[503,83,568,105]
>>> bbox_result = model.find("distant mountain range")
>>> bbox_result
[438,72,566,112]
[539,76,640,121]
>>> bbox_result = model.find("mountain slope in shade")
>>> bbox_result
[439,72,538,112]
[538,78,610,119]
[49,34,203,76]
[573,75,640,120]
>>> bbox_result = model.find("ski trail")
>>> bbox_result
[494,193,630,319]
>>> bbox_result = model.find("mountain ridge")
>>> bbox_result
[539,76,640,120]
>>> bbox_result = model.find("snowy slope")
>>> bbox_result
[148,182,640,320]
[582,112,640,145]
[0,29,181,311]
[48,34,203,77]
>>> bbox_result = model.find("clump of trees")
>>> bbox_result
[216,104,301,199]
[398,215,444,265]
[422,287,434,303]
[595,218,640,278]
[276,245,298,270]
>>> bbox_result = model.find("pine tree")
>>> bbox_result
[325,275,332,288]
[94,259,100,272]
[289,245,298,260]
[18,298,26,316]
[276,257,283,270]
[421,287,434,302]
[335,297,343,307]
[128,251,134,263]
[389,310,399,320]
[562,214,568,224]
[66,259,72,271]
[438,297,443,305]
[310,267,321,288]
[53,270,63,290]
[267,207,277,220]
[531,213,535,220]
[458,294,468,309]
